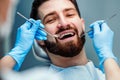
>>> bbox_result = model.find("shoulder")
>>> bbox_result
[87,61,105,80]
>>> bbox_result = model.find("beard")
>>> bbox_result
[44,26,85,57]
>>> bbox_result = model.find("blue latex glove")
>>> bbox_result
[88,20,117,71]
[7,19,47,70]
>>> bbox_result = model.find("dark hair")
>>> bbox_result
[30,0,81,20]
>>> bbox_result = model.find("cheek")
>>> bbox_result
[72,19,83,34]
[44,24,57,42]
[44,24,57,34]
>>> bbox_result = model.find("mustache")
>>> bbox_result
[55,25,77,34]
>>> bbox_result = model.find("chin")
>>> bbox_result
[45,34,85,57]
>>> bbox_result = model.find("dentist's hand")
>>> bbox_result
[8,19,47,70]
[88,20,117,71]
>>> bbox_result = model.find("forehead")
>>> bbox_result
[38,0,75,18]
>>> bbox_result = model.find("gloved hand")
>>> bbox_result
[8,19,47,70]
[88,20,117,71]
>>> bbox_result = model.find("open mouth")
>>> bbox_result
[58,31,75,40]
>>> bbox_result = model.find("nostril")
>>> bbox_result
[57,23,62,28]
[57,23,71,30]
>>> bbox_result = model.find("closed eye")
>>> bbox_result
[45,17,57,24]
[66,13,75,17]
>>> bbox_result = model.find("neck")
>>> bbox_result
[48,48,88,68]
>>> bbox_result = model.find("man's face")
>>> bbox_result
[38,0,85,57]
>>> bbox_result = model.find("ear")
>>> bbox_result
[81,18,85,31]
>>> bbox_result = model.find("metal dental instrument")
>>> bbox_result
[80,8,120,38]
[17,12,58,38]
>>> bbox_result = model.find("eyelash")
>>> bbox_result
[46,17,56,24]
[66,13,75,17]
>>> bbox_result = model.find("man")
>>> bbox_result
[1,0,120,80]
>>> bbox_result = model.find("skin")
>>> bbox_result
[37,0,88,67]
[104,58,120,80]
[0,0,15,70]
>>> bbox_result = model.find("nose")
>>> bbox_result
[57,15,69,29]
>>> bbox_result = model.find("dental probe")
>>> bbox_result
[17,12,58,38]
[80,8,120,38]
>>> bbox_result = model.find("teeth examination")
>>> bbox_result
[0,0,120,80]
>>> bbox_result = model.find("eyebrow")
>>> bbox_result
[63,8,76,12]
[43,12,56,23]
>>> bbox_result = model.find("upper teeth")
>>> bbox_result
[59,32,74,39]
